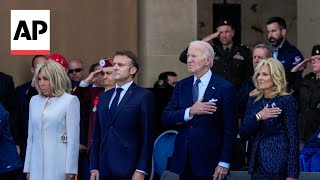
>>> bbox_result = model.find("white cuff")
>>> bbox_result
[79,80,90,87]
[218,162,230,169]
[184,108,193,121]
[136,169,147,175]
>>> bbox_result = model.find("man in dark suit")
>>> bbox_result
[0,72,21,152]
[162,41,237,179]
[90,50,154,180]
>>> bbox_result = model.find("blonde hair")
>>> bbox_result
[34,61,71,97]
[252,58,289,101]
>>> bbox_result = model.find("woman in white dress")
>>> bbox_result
[24,61,80,180]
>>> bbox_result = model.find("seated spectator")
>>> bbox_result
[154,71,177,88]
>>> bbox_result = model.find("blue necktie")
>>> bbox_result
[110,88,123,118]
[192,79,201,103]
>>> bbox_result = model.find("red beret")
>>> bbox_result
[98,58,113,70]
[48,54,68,69]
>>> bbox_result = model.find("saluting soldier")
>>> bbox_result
[298,45,320,147]
[179,18,252,91]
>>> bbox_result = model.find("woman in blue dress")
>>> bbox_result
[239,59,299,180]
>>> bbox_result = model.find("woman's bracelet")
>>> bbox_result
[256,113,262,121]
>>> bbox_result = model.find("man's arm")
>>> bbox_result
[179,32,220,64]
[219,84,237,163]
[161,82,188,127]
[136,91,155,173]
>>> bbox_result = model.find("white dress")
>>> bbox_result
[24,93,80,180]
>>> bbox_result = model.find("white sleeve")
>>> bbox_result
[23,98,34,173]
[65,96,80,174]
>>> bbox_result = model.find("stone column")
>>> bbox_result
[138,0,197,87]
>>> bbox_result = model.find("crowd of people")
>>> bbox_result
[0,16,320,180]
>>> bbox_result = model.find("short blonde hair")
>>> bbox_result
[252,58,289,101]
[34,61,71,97]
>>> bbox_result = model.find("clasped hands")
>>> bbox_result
[189,97,217,117]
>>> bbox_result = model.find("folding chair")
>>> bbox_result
[150,130,178,180]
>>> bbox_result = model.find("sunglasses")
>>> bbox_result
[68,68,82,74]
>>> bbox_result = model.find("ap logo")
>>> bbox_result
[11,10,50,55]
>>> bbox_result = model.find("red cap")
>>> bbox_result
[48,54,68,68]
[98,58,113,70]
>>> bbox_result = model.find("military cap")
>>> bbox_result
[214,18,233,29]
[312,45,320,56]
[98,58,113,70]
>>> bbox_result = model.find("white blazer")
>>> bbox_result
[24,93,80,180]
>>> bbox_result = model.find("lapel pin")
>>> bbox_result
[212,87,215,90]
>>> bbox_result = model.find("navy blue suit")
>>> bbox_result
[276,40,304,92]
[162,73,237,176]
[240,96,299,179]
[0,103,22,174]
[0,72,21,146]
[90,82,154,177]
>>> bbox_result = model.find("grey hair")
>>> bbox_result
[189,40,215,67]
[253,44,272,58]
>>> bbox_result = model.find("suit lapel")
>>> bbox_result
[110,83,137,124]
[203,73,217,102]
[182,77,194,107]
[99,89,113,126]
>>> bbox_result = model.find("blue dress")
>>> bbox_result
[240,95,299,180]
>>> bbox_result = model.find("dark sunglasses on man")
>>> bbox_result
[68,68,82,74]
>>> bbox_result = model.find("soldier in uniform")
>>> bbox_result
[266,17,304,92]
[179,19,252,91]
[298,45,320,148]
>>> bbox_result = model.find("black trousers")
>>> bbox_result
[0,169,20,180]
[179,153,212,180]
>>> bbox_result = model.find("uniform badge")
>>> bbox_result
[293,56,302,65]
[233,52,244,60]
[92,96,99,112]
